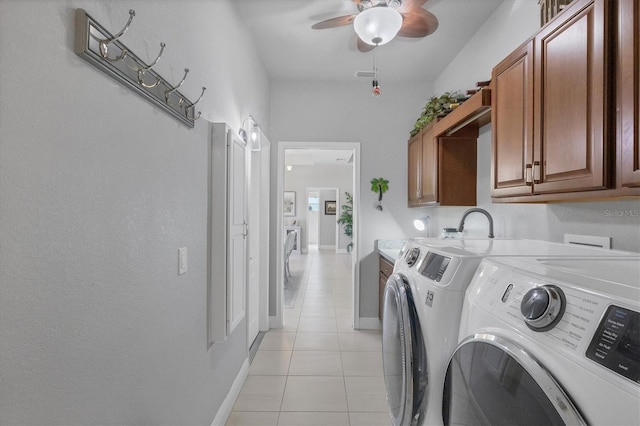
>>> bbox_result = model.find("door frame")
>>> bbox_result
[275,141,361,329]
[247,133,271,348]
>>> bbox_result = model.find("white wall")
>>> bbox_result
[318,189,337,248]
[0,1,269,424]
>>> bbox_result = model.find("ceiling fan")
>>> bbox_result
[312,0,439,52]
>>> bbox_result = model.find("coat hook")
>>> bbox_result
[185,87,206,121]
[165,68,189,106]
[137,42,166,88]
[99,9,135,62]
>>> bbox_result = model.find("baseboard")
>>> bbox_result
[336,248,348,254]
[269,315,281,329]
[318,245,336,250]
[211,357,249,426]
[358,317,381,330]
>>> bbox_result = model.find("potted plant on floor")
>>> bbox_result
[337,192,353,253]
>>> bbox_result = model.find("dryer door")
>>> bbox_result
[442,334,586,426]
[382,273,428,426]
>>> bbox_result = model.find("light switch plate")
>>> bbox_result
[178,247,188,275]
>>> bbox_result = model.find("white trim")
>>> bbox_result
[211,358,249,426]
[318,245,336,250]
[358,317,381,330]
[336,249,348,254]
[269,315,280,329]
[277,142,360,332]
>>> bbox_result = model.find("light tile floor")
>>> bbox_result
[226,247,391,426]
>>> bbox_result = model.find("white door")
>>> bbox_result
[247,149,261,346]
[227,130,247,334]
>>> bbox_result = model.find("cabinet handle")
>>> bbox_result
[525,164,533,186]
[533,161,541,184]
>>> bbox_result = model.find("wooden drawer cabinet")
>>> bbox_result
[379,256,394,320]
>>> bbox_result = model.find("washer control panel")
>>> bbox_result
[417,252,451,282]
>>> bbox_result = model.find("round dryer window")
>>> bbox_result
[382,274,428,426]
[442,334,586,426]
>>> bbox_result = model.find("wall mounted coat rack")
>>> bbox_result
[74,9,205,128]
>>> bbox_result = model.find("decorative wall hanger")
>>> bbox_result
[74,8,206,128]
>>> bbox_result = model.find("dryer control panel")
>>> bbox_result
[586,305,640,384]
[466,260,640,385]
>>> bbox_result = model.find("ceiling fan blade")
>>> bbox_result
[312,14,356,29]
[357,37,376,53]
[397,0,428,13]
[398,8,438,37]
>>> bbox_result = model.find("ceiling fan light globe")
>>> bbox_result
[353,7,402,46]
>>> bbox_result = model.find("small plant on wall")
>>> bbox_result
[337,192,353,252]
[371,178,389,211]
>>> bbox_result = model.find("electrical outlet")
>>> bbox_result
[178,247,188,275]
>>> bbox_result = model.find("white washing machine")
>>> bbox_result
[382,238,638,426]
[445,256,640,425]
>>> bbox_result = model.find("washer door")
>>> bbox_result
[442,334,586,426]
[382,273,428,426]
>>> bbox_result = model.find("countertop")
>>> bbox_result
[376,239,406,263]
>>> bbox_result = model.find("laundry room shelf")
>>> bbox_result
[432,88,491,137]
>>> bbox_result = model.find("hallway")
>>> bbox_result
[226,248,389,425]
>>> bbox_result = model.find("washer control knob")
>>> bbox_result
[520,285,566,331]
[404,247,420,266]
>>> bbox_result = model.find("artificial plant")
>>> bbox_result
[337,192,353,252]
[371,178,389,210]
[410,91,467,137]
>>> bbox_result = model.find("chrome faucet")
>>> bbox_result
[457,208,495,238]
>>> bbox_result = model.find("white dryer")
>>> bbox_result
[382,239,638,426]
[446,256,640,425]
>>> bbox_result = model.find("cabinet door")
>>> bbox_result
[408,133,422,206]
[419,127,438,203]
[533,0,611,194]
[491,40,534,197]
[620,0,640,187]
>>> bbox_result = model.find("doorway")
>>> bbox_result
[247,132,270,349]
[276,142,360,330]
[306,187,340,252]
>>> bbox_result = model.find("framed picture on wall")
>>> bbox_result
[324,200,337,215]
[284,191,296,216]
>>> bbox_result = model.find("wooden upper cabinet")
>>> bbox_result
[532,0,612,194]
[408,132,422,206]
[491,39,534,197]
[407,121,476,207]
[408,123,438,206]
[420,126,438,203]
[619,0,640,187]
